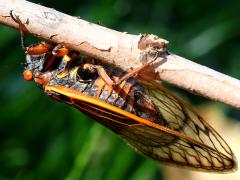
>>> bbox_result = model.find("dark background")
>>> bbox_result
[0,0,239,179]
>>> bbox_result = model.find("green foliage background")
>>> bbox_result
[0,0,239,179]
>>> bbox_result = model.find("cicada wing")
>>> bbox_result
[78,101,236,172]
[45,85,237,172]
[137,81,237,171]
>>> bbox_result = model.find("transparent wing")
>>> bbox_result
[46,84,237,172]
[120,122,235,172]
[127,81,236,172]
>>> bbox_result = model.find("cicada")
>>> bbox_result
[11,11,237,172]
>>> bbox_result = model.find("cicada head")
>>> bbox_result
[23,43,54,87]
[22,43,92,88]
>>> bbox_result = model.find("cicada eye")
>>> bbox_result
[23,69,33,81]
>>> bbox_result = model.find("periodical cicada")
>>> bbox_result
[10,11,237,172]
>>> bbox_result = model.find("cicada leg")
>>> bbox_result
[27,41,69,57]
[52,44,69,57]
[92,56,158,87]
[10,10,53,55]
[10,10,29,50]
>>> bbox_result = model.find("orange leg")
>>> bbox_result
[92,56,158,87]
[113,57,157,86]
[10,10,54,55]
[10,10,69,57]
[27,43,52,55]
[52,44,69,57]
[10,10,29,50]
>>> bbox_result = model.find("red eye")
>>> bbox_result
[23,70,33,81]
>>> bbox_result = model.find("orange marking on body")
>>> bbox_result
[27,43,51,55]
[94,77,106,99]
[44,85,217,151]
[73,102,131,126]
[79,101,127,119]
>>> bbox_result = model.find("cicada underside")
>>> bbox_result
[11,11,237,173]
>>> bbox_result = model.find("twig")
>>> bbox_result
[0,0,240,108]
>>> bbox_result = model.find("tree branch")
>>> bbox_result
[1,0,240,109]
